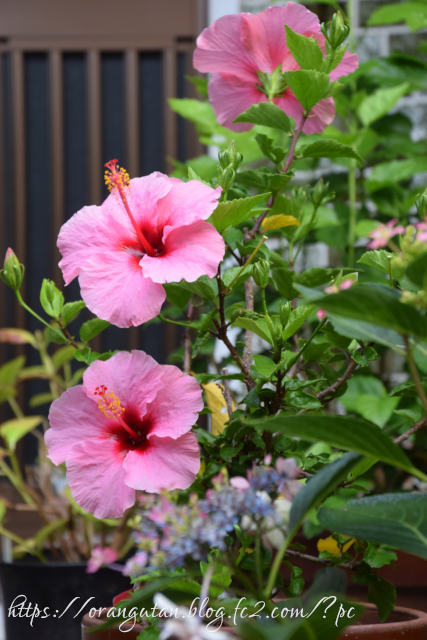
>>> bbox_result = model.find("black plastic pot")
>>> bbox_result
[0,561,131,640]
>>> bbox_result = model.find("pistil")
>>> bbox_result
[104,159,156,257]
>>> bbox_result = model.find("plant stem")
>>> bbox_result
[394,417,427,445]
[225,235,267,292]
[264,533,291,599]
[283,115,307,173]
[317,356,358,403]
[283,318,327,375]
[347,159,357,266]
[403,335,427,414]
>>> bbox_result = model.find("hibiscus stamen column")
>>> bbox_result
[104,159,157,257]
[94,384,140,440]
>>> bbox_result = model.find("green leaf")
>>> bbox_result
[406,252,427,289]
[79,318,110,342]
[368,2,427,31]
[357,83,410,126]
[358,250,394,274]
[340,378,399,427]
[232,311,272,343]
[0,416,43,450]
[234,103,293,132]
[0,356,26,403]
[364,544,397,569]
[52,345,76,370]
[40,279,64,319]
[74,347,114,365]
[179,276,217,301]
[253,355,277,378]
[209,193,270,232]
[255,134,286,165]
[367,158,427,191]
[282,304,313,341]
[312,284,427,340]
[236,168,292,192]
[319,493,427,559]
[368,576,396,623]
[284,70,332,112]
[61,300,85,326]
[328,315,404,353]
[247,414,415,473]
[289,452,362,535]
[29,392,53,408]
[301,139,361,162]
[285,25,323,71]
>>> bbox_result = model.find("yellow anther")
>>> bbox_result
[104,159,130,194]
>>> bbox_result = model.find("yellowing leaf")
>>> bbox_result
[261,214,300,231]
[317,535,355,556]
[0,416,43,451]
[203,382,234,436]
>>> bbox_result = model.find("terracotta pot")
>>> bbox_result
[81,607,146,639]
[339,603,427,639]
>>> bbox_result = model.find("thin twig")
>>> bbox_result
[221,368,233,417]
[242,229,254,373]
[214,272,254,390]
[317,357,358,403]
[394,417,427,445]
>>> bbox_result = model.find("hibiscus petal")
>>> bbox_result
[66,439,135,519]
[58,205,113,285]
[208,73,264,132]
[193,13,258,82]
[146,365,203,439]
[46,386,106,464]
[140,220,225,284]
[83,350,164,413]
[242,4,320,72]
[122,172,172,230]
[78,250,166,328]
[276,92,335,134]
[330,51,359,81]
[156,180,221,230]
[304,96,336,134]
[123,432,200,492]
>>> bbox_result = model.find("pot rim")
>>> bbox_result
[344,602,427,634]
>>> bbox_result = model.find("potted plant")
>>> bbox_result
[1,1,426,639]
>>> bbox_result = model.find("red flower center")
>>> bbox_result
[104,159,158,258]
[94,385,153,452]
[108,407,153,452]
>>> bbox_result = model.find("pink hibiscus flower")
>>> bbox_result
[193,3,358,134]
[415,219,427,243]
[367,219,405,249]
[316,278,354,320]
[87,546,118,574]
[45,351,202,519]
[57,161,224,328]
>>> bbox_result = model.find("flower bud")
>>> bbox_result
[416,190,427,218]
[312,179,332,207]
[279,301,291,326]
[253,259,270,289]
[40,278,64,318]
[218,142,243,171]
[218,166,236,192]
[323,12,350,49]
[0,248,25,291]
